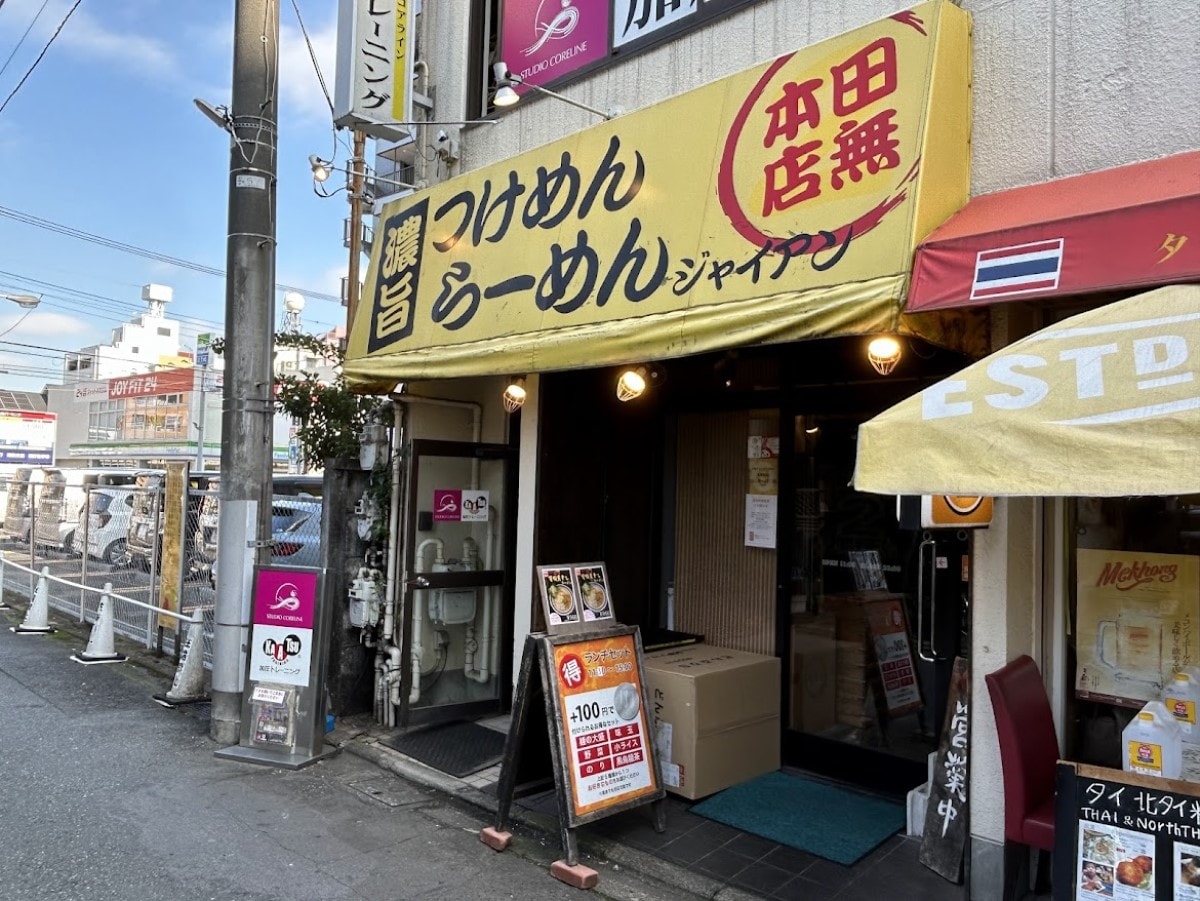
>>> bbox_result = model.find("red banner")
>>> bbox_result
[107,368,194,400]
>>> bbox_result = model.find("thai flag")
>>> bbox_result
[970,239,1064,300]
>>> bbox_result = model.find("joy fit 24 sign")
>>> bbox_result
[346,1,972,388]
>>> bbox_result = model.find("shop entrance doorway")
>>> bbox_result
[393,438,518,728]
[784,414,971,794]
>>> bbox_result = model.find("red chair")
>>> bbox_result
[986,655,1058,898]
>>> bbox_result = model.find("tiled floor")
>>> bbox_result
[429,716,971,900]
[510,780,967,900]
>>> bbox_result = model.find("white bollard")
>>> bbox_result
[11,566,54,634]
[153,617,209,707]
[72,585,127,665]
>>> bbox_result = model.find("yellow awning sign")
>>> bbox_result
[854,284,1200,498]
[346,2,971,389]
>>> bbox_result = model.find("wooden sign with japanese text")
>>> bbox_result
[919,656,969,881]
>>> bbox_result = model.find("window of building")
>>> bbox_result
[157,327,172,337]
[1067,495,1200,768]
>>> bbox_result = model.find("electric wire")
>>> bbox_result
[290,0,333,117]
[0,205,343,303]
[0,0,83,116]
[0,0,51,80]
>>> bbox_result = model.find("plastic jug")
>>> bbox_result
[1163,672,1200,744]
[1123,702,1183,778]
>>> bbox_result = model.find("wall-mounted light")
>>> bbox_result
[492,61,620,120]
[616,367,650,402]
[867,336,902,375]
[306,155,417,198]
[308,154,332,182]
[502,376,527,413]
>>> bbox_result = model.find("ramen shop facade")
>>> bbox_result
[346,0,990,863]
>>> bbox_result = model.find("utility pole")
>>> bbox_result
[193,364,207,471]
[345,127,367,330]
[211,0,278,745]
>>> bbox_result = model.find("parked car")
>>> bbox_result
[34,468,142,552]
[72,487,136,565]
[210,499,322,587]
[270,500,322,568]
[127,470,217,572]
[190,477,323,581]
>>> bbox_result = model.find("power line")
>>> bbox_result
[0,0,52,80]
[290,0,333,116]
[0,0,82,116]
[0,205,344,303]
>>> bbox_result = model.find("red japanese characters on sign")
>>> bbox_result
[760,38,899,213]
[717,12,930,258]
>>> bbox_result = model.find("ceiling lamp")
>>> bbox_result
[502,376,527,413]
[616,367,648,402]
[867,336,902,376]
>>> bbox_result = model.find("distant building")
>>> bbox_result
[43,284,331,472]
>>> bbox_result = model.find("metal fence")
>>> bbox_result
[0,476,323,673]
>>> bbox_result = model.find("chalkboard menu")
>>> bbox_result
[1055,761,1200,900]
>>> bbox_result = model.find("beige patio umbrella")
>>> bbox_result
[853,283,1200,497]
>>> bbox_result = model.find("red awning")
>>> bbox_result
[907,150,1200,312]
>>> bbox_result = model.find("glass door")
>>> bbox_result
[785,414,970,792]
[396,439,517,727]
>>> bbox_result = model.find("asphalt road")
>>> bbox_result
[0,615,655,901]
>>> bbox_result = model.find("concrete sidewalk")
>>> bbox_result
[0,598,761,901]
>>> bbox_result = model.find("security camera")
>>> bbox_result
[435,130,449,144]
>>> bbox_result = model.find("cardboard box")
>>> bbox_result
[644,644,780,799]
[791,613,836,733]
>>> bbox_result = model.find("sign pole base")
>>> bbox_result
[550,859,599,890]
[214,743,338,771]
[479,827,512,851]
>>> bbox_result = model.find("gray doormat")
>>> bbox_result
[380,721,507,777]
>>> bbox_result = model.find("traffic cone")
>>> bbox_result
[11,566,55,634]
[71,585,127,665]
[153,617,209,707]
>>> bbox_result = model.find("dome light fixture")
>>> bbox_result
[502,376,527,413]
[867,336,902,375]
[616,367,648,402]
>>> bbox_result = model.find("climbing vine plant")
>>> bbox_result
[210,332,388,466]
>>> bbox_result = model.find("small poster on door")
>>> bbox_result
[432,489,490,522]
[572,563,613,623]
[538,565,580,627]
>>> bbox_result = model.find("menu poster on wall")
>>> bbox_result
[538,564,581,628]
[1075,549,1200,707]
[572,563,614,623]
